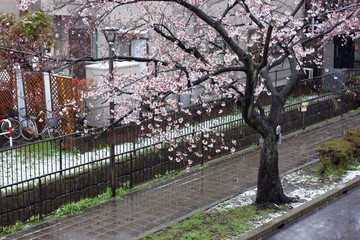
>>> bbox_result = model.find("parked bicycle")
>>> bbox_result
[0,106,21,140]
[20,108,61,141]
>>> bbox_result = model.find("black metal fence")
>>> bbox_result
[1,87,359,228]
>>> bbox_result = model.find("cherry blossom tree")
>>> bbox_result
[0,11,55,70]
[19,0,359,205]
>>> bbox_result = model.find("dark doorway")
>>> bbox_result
[334,35,354,69]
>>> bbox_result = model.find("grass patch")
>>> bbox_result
[0,188,114,236]
[50,188,113,218]
[0,221,25,236]
[348,107,360,115]
[315,129,360,177]
[140,205,274,240]
[153,170,184,184]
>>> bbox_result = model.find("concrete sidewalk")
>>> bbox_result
[3,112,360,240]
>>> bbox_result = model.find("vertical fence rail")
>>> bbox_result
[38,178,43,220]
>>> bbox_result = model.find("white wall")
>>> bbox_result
[323,41,335,69]
[0,0,20,16]
[85,61,140,127]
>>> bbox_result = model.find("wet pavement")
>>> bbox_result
[264,185,360,240]
[2,113,360,240]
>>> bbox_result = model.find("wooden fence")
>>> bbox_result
[0,68,17,118]
[0,69,86,134]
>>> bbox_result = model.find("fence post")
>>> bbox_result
[0,119,12,146]
[43,72,53,115]
[130,141,135,188]
[59,138,63,175]
[110,139,116,197]
[14,64,25,113]
[302,112,305,130]
[201,131,204,165]
[38,178,43,220]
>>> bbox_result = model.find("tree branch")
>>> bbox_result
[301,11,356,45]
[228,84,245,98]
[159,0,253,67]
[260,66,277,95]
[219,0,239,22]
[153,24,208,64]
[192,65,247,85]
[279,51,304,100]
[259,23,274,69]
[278,0,305,29]
[238,0,265,29]
[154,65,248,102]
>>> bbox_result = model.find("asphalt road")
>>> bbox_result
[264,185,360,240]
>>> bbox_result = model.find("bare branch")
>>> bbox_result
[238,0,265,29]
[255,100,265,118]
[278,0,306,29]
[290,0,306,17]
[219,0,239,22]
[228,84,245,98]
[260,66,277,95]
[259,23,274,69]
[153,24,208,64]
[279,54,304,100]
[159,0,253,67]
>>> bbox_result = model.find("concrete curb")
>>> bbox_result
[236,175,360,240]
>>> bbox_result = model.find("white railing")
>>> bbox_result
[0,119,13,147]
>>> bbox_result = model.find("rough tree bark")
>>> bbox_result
[256,134,287,204]
[242,70,295,205]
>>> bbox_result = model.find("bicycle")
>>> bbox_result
[20,109,61,141]
[0,106,21,140]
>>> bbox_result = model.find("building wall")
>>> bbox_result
[323,41,334,69]
[0,0,20,16]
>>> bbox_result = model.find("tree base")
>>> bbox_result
[256,195,300,210]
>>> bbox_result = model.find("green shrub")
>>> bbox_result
[315,139,357,176]
[344,129,360,157]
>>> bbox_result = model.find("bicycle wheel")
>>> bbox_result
[43,128,62,148]
[20,119,36,141]
[48,128,61,139]
[1,119,21,139]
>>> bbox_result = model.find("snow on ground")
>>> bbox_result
[210,165,360,232]
[0,112,243,189]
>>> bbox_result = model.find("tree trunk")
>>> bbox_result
[256,135,288,204]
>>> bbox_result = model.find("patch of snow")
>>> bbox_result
[211,165,360,233]
[212,189,257,211]
[0,112,244,190]
[338,169,360,183]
